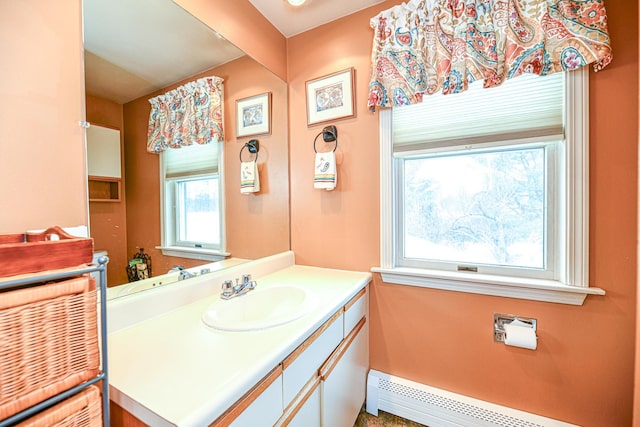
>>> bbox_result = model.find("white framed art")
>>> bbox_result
[236,92,271,138]
[305,68,355,126]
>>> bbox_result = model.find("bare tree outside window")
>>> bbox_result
[403,147,546,269]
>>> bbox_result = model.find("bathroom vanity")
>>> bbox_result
[107,251,371,426]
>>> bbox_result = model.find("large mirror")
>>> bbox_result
[83,0,290,298]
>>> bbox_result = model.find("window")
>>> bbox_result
[159,142,228,260]
[400,145,552,277]
[376,69,604,305]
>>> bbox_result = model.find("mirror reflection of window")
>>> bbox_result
[161,142,225,254]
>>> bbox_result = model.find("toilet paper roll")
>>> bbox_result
[504,319,537,350]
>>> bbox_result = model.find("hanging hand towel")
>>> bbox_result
[314,151,337,190]
[240,160,260,194]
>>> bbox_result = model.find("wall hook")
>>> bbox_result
[313,125,338,153]
[240,139,259,162]
[322,125,337,142]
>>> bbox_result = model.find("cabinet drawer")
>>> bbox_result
[282,310,343,408]
[344,287,367,337]
[15,385,102,427]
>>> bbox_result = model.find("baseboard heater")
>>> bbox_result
[366,370,578,427]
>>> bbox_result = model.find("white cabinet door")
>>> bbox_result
[321,319,368,427]
[230,373,283,427]
[87,124,121,178]
[286,380,321,427]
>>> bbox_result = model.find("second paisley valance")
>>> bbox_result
[147,76,224,153]
[367,0,613,111]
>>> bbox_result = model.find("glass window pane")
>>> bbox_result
[177,177,220,245]
[402,147,546,269]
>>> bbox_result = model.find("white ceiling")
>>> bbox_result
[249,0,386,37]
[84,0,386,104]
[83,0,245,104]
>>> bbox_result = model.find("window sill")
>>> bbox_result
[371,267,605,305]
[156,246,230,262]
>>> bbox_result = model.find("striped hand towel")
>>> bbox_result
[314,151,337,190]
[240,160,260,194]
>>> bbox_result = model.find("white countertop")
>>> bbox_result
[107,255,371,426]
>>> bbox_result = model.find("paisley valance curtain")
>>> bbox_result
[367,0,612,111]
[147,76,224,153]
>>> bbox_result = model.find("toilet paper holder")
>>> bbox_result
[493,313,536,343]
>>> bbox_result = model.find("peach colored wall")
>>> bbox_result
[287,1,638,426]
[0,0,87,233]
[85,95,129,286]
[220,56,290,260]
[174,0,287,81]
[122,55,289,279]
[287,11,381,273]
[636,0,640,423]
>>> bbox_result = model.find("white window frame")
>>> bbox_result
[395,142,558,279]
[373,68,605,305]
[157,144,229,261]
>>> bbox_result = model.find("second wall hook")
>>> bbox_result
[314,125,338,153]
[240,139,259,162]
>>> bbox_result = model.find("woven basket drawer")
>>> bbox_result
[15,385,102,427]
[0,276,100,420]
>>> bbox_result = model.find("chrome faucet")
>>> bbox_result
[173,266,196,281]
[221,274,257,299]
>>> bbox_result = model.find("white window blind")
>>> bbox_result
[164,143,218,178]
[392,73,564,152]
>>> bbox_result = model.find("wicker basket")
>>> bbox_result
[0,276,100,420]
[15,385,102,427]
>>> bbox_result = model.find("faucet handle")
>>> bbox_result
[220,280,234,299]
[243,274,257,290]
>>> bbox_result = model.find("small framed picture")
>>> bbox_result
[306,68,355,126]
[236,92,271,138]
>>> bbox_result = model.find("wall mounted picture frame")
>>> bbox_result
[236,92,271,138]
[305,68,355,126]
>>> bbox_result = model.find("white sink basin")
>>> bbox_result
[202,285,314,331]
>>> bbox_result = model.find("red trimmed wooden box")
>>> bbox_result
[0,226,93,278]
